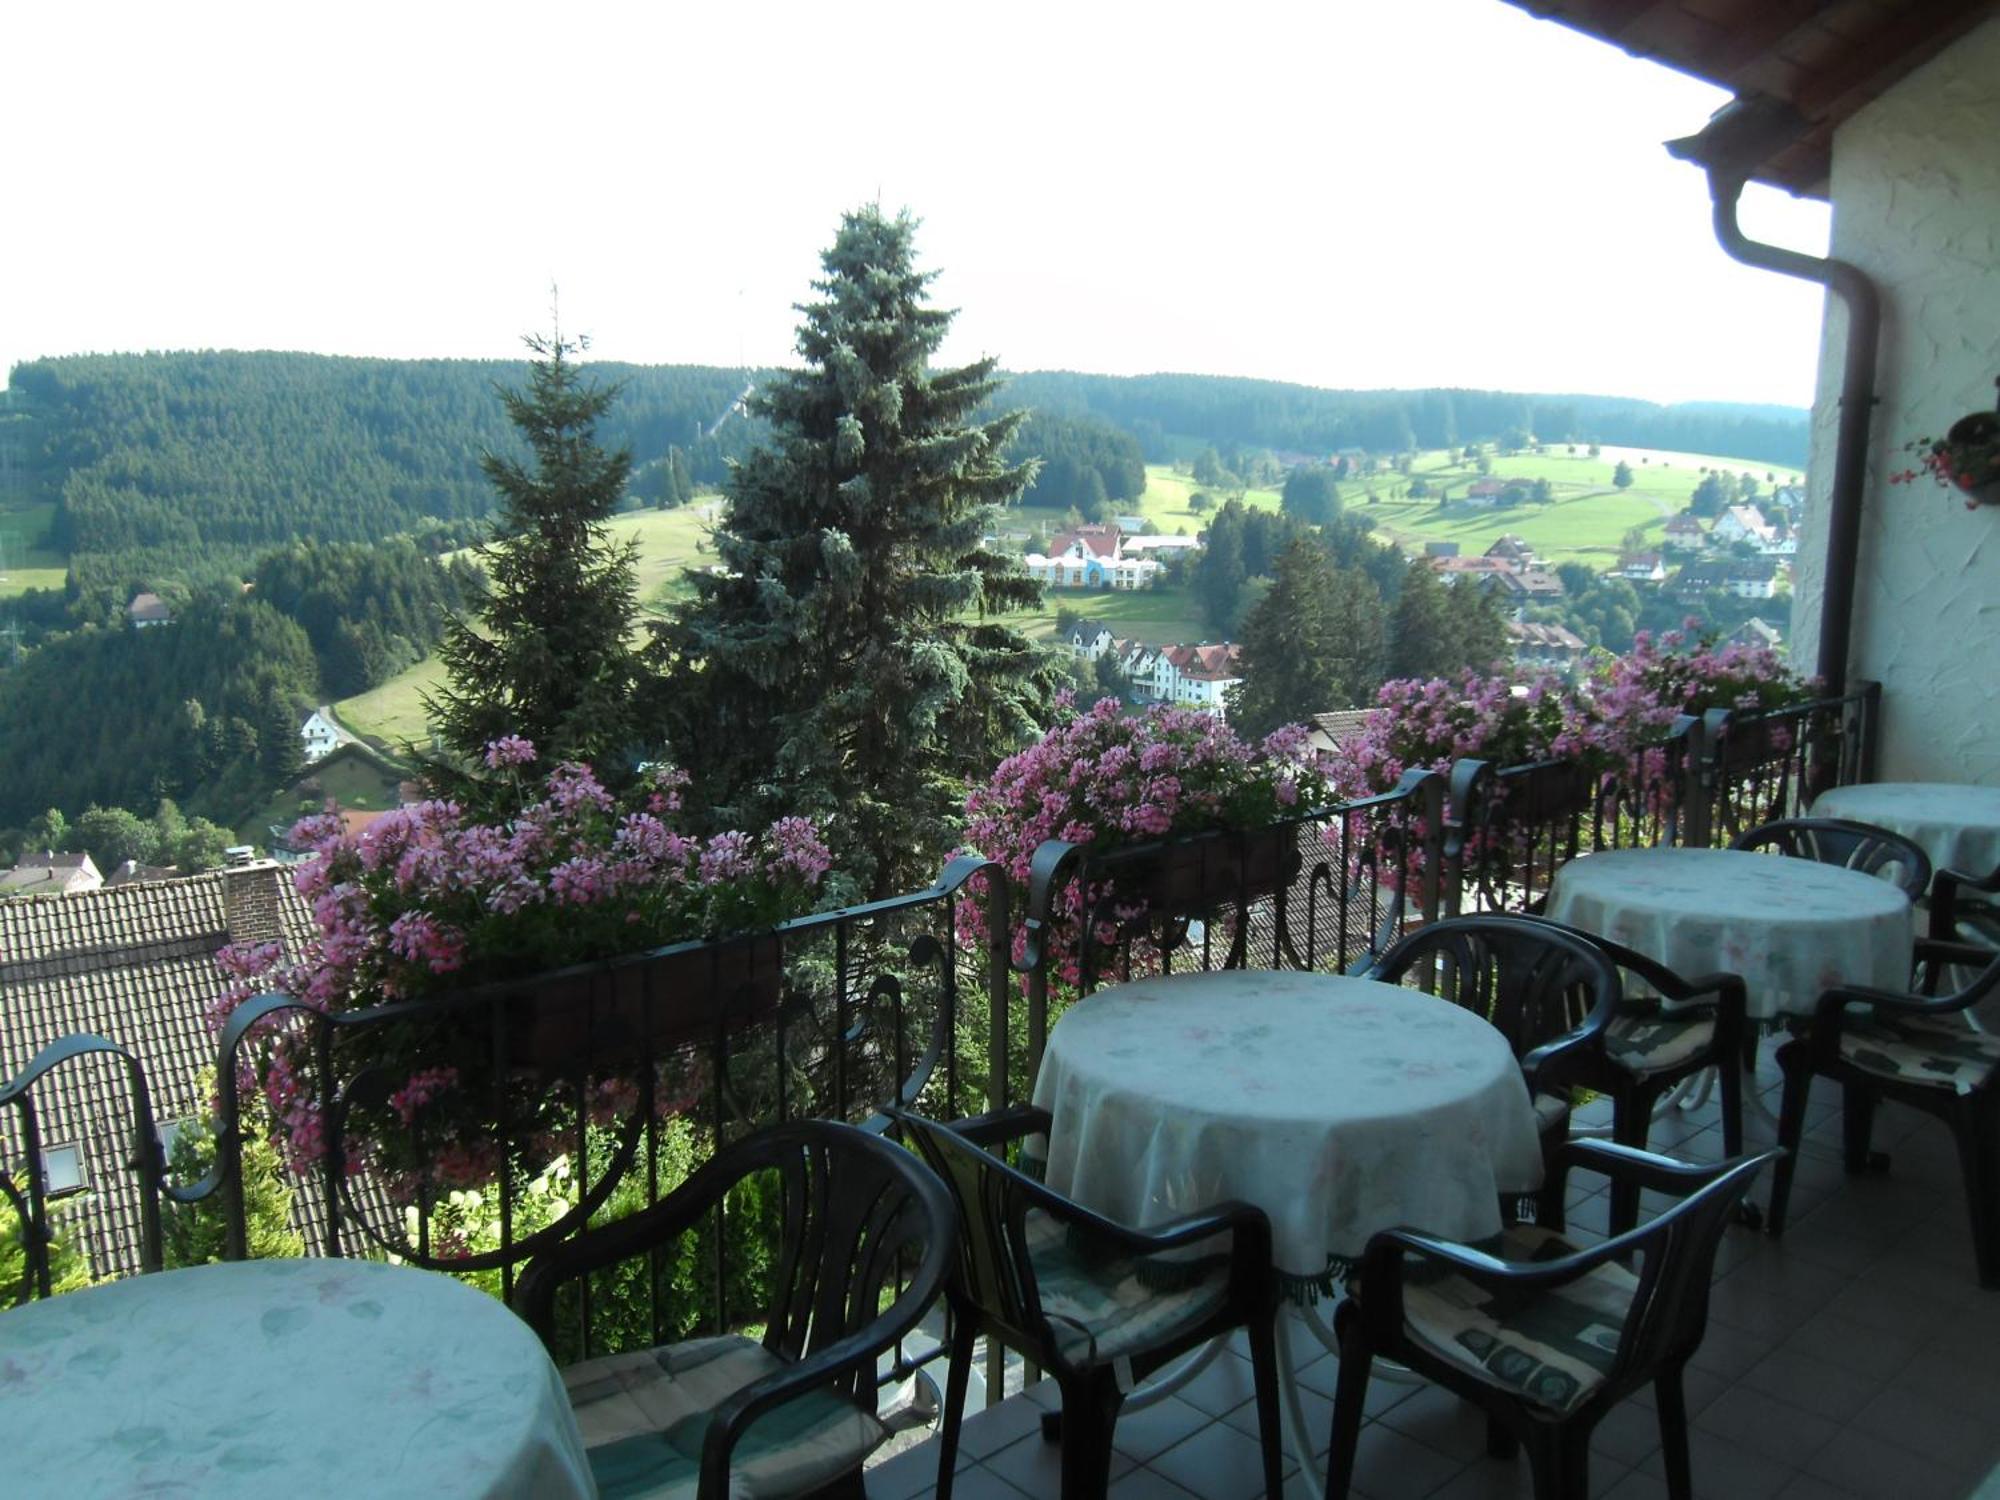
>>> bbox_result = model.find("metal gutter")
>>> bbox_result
[1667,99,1881,694]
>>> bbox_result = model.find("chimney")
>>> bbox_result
[222,860,287,948]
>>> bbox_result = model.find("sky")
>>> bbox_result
[3,0,1835,409]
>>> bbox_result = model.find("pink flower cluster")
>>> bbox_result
[212,740,831,1179]
[958,698,1340,979]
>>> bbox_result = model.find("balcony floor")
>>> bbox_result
[866,1037,2000,1500]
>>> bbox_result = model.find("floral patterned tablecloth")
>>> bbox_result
[1031,970,1545,1285]
[1546,846,1915,1022]
[1811,782,2000,880]
[0,1257,595,1500]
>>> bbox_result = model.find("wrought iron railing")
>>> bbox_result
[0,683,1884,1384]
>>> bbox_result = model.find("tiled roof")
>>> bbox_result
[1507,620,1587,649]
[1049,525,1122,559]
[0,865,316,1278]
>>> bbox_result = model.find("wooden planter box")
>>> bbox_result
[1101,824,1303,919]
[504,932,785,1071]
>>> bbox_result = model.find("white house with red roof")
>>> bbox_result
[1149,643,1243,717]
[1024,524,1162,590]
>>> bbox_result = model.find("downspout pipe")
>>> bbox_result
[1667,105,1881,694]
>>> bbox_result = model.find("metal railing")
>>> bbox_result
[0,683,1883,1371]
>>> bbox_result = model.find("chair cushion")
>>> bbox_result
[563,1333,887,1500]
[1024,1208,1231,1369]
[1401,1224,1637,1415]
[1605,1010,1717,1077]
[1839,1014,2000,1095]
[1531,1090,1571,1137]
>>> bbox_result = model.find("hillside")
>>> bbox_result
[0,352,1805,618]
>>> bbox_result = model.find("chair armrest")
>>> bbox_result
[1539,1138,1744,1208]
[512,1157,738,1338]
[1931,864,2000,941]
[1519,1023,1610,1093]
[701,1268,942,1495]
[946,1104,1054,1151]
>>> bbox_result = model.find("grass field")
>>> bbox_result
[237,749,410,843]
[0,502,65,598]
[335,657,448,750]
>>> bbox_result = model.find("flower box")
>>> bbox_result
[1113,823,1303,918]
[504,933,786,1071]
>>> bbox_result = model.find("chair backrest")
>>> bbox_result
[890,1111,1056,1358]
[1599,1151,1775,1390]
[1368,915,1621,1064]
[1731,816,1932,900]
[712,1119,956,1402]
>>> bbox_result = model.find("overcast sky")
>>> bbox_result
[4,0,1834,408]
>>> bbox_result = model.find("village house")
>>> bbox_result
[125,592,172,628]
[1492,567,1566,604]
[1425,554,1515,586]
[1023,524,1162,591]
[1460,478,1510,507]
[1150,643,1242,717]
[0,850,104,898]
[1711,502,1777,547]
[1730,616,1786,654]
[1506,619,1590,675]
[299,710,342,763]
[1670,556,1783,601]
[1483,534,1537,567]
[1118,533,1203,558]
[1661,513,1709,551]
[1064,624,1117,661]
[1614,551,1667,583]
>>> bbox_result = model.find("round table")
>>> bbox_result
[1811,782,2000,879]
[0,1258,594,1500]
[1545,846,1914,1021]
[1032,968,1545,1286]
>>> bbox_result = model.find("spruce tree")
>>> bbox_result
[426,332,645,780]
[1387,558,1455,681]
[656,207,1056,900]
[1228,537,1383,739]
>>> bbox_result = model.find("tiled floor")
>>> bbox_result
[865,1045,2000,1500]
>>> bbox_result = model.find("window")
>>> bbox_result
[41,1144,85,1198]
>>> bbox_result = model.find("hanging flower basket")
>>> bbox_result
[1106,823,1303,919]
[504,933,787,1072]
[1891,382,2000,507]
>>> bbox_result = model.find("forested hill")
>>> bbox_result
[999,372,1809,470]
[3,352,762,608]
[2,352,1805,617]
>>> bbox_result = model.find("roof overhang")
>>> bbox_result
[1503,1,2000,197]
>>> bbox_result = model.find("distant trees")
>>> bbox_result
[1280,465,1342,527]
[426,331,648,783]
[251,540,473,698]
[1013,412,1146,519]
[1191,499,1306,635]
[1228,537,1384,738]
[656,207,1057,901]
[1385,560,1510,680]
[1612,461,1635,489]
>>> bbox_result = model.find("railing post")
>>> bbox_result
[1698,707,1734,847]
[1441,760,1493,917]
[1855,679,1883,784]
[1668,713,1707,849]
[1017,840,1085,1102]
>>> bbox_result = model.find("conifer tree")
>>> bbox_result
[1387,558,1455,681]
[1228,537,1383,739]
[656,207,1057,899]
[426,331,645,780]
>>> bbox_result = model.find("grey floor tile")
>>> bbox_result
[1375,1382,1494,1465]
[1849,1385,2000,1476]
[1801,1427,1969,1500]
[1336,1422,1464,1500]
[984,1423,1136,1494]
[1149,1419,1291,1500]
[1110,1394,1211,1465]
[1695,1384,1841,1468]
[1638,1431,1796,1500]
[954,1395,1049,1460]
[1737,1345,1885,1420]
[1778,1311,1923,1382]
[1107,1464,1205,1499]
[1180,1349,1263,1417]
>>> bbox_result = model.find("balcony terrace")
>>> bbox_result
[10,679,2000,1496]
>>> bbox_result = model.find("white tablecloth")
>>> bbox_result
[1545,846,1914,1021]
[0,1258,596,1500]
[1031,969,1544,1282]
[1811,782,2000,880]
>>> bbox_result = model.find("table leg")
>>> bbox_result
[1274,1307,1328,1500]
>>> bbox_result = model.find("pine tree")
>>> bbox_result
[655,207,1057,900]
[1387,558,1455,681]
[425,331,645,780]
[1227,537,1384,739]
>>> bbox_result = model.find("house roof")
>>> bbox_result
[1502,0,2000,197]
[0,865,317,1278]
[1619,552,1664,568]
[1674,557,1783,588]
[1485,535,1533,559]
[1428,555,1515,575]
[1467,479,1509,497]
[1,851,102,896]
[1308,709,1373,749]
[1049,525,1122,559]
[1664,514,1706,533]
[1507,620,1588,650]
[126,592,172,623]
[1720,503,1776,535]
[1496,568,1567,596]
[1165,643,1242,680]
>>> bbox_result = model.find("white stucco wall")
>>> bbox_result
[1793,18,2000,784]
